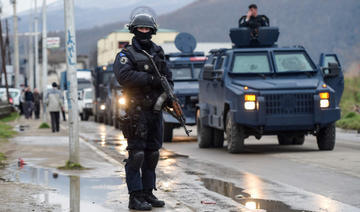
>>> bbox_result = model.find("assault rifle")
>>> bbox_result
[142,50,192,136]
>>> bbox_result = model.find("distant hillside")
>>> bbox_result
[156,0,360,69]
[49,0,360,69]
[15,0,195,32]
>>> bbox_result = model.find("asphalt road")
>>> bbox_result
[79,121,360,212]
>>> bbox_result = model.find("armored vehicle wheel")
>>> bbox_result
[163,123,173,143]
[225,112,245,153]
[197,110,213,148]
[316,123,336,151]
[278,134,305,145]
[278,135,292,145]
[213,129,224,148]
[293,135,305,145]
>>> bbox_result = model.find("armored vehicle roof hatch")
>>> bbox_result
[230,27,279,48]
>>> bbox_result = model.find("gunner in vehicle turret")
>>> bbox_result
[239,4,269,28]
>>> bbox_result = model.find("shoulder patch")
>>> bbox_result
[119,56,128,64]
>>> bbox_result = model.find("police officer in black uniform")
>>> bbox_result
[239,4,269,28]
[113,14,173,211]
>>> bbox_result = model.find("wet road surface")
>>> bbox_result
[75,120,360,212]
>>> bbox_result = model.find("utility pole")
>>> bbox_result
[0,19,10,103]
[11,0,19,88]
[34,0,39,90]
[64,0,79,164]
[5,19,11,65]
[42,0,48,122]
[28,7,34,89]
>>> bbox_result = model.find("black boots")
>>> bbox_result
[143,190,165,208]
[128,191,152,211]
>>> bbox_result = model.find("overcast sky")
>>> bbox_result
[1,0,58,17]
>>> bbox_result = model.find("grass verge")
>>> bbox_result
[39,122,50,129]
[337,112,360,130]
[337,77,360,130]
[58,161,88,170]
[0,112,18,167]
[0,152,6,167]
[0,112,18,140]
[0,112,19,122]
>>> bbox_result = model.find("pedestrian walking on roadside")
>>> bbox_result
[33,88,41,119]
[24,87,34,119]
[113,14,172,211]
[46,82,63,133]
[19,89,25,115]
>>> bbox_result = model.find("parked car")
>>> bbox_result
[0,88,21,108]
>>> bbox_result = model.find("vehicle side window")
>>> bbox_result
[221,56,227,69]
[323,56,339,68]
[216,56,225,70]
[211,57,218,66]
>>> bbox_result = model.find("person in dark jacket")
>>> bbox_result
[33,88,41,119]
[239,4,268,28]
[113,13,173,211]
[24,87,34,119]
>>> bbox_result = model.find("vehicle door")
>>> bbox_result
[199,55,218,126]
[319,53,344,106]
[213,55,227,129]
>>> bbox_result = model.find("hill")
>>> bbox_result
[49,0,360,69]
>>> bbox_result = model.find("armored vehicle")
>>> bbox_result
[163,33,206,142]
[92,65,114,123]
[197,26,344,153]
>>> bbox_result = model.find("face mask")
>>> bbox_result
[134,29,152,41]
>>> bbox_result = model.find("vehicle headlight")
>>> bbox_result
[100,104,106,110]
[319,92,330,108]
[244,94,256,110]
[118,97,126,105]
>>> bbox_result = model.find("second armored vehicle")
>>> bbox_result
[163,33,206,142]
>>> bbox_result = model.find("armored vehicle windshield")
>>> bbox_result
[273,51,315,73]
[169,61,204,80]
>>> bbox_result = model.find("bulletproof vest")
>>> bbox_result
[127,46,152,73]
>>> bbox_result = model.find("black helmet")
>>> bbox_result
[128,14,158,34]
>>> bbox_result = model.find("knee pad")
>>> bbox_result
[127,150,145,170]
[145,150,159,170]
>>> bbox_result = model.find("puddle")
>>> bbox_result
[92,139,123,146]
[160,150,189,160]
[5,164,124,212]
[201,178,312,212]
[185,170,205,176]
[14,124,30,132]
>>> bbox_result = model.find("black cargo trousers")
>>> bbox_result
[123,107,163,193]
